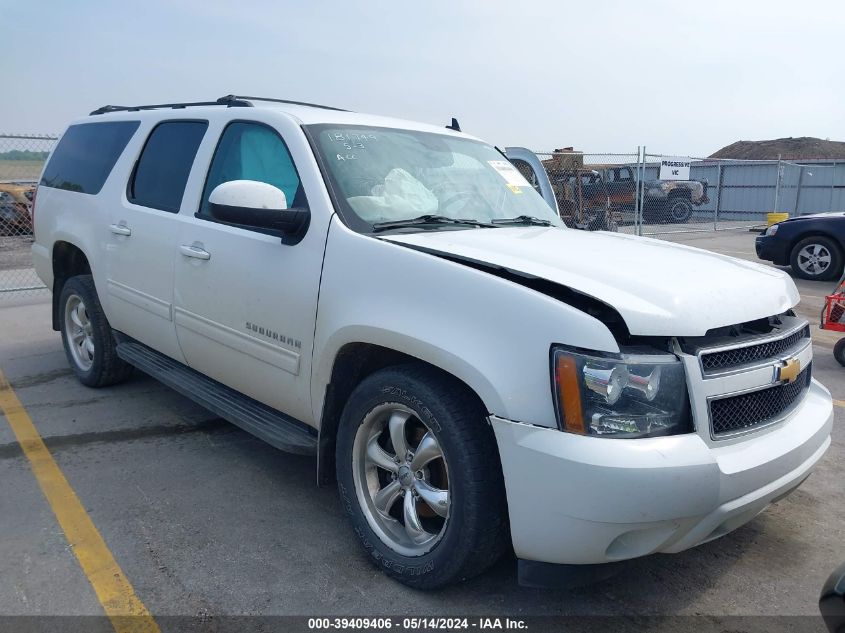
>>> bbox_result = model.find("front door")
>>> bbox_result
[172,120,326,423]
[605,167,637,209]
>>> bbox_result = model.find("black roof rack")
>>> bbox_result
[89,95,251,116]
[220,95,348,112]
[90,94,347,116]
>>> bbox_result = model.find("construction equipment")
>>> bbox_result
[821,269,845,366]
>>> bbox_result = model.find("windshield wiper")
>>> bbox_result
[372,214,497,232]
[491,215,553,227]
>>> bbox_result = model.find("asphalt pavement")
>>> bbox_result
[0,229,842,627]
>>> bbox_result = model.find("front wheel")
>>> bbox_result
[790,236,843,281]
[336,365,508,589]
[665,197,693,223]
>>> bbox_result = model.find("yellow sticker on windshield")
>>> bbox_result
[507,184,523,194]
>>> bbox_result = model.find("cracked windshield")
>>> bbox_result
[311,125,564,230]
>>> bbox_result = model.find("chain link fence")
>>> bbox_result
[772,160,842,216]
[0,134,57,301]
[640,153,757,235]
[641,154,843,236]
[523,152,641,232]
[523,149,845,237]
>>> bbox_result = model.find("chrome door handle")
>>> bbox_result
[109,223,131,236]
[179,244,210,260]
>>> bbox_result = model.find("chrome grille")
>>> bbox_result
[700,325,810,373]
[709,365,812,438]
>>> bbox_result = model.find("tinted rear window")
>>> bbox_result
[128,120,208,212]
[40,121,140,194]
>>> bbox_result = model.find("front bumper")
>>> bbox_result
[491,379,832,565]
[755,234,790,265]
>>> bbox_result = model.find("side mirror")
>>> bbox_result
[208,180,309,237]
[820,562,845,633]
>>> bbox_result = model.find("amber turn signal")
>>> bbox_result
[555,353,586,434]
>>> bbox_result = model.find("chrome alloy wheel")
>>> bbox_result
[64,294,94,371]
[352,403,451,556]
[797,243,832,276]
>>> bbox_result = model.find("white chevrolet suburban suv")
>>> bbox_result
[32,95,833,589]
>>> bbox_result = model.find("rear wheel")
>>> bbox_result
[790,236,843,281]
[336,365,508,588]
[59,275,133,387]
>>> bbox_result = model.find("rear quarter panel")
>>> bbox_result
[32,114,147,305]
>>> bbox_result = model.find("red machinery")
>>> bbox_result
[821,271,845,366]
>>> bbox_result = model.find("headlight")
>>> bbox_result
[552,347,692,438]
[765,224,779,236]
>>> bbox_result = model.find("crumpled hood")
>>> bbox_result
[381,227,799,336]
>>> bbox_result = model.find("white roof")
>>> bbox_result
[80,98,475,139]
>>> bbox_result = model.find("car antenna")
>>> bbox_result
[446,117,461,132]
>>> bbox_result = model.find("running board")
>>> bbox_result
[116,341,317,455]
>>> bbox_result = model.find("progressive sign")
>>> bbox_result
[658,157,691,181]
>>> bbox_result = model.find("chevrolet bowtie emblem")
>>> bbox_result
[777,357,801,384]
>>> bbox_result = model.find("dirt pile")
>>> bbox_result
[710,137,845,160]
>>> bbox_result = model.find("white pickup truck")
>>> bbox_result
[31,96,832,589]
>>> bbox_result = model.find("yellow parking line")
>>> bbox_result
[834,399,845,408]
[0,368,159,633]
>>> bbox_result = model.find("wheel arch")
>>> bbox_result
[51,241,91,331]
[789,230,845,257]
[315,341,492,486]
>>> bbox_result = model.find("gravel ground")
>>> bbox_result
[0,236,34,271]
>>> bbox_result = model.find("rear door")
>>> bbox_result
[172,117,328,424]
[103,120,208,361]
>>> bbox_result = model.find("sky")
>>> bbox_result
[2,0,843,157]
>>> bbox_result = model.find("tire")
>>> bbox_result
[336,364,508,589]
[585,216,602,231]
[640,202,659,225]
[834,338,845,368]
[641,210,657,225]
[59,275,133,387]
[664,197,693,224]
[789,236,843,281]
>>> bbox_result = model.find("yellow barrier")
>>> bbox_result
[767,212,789,226]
